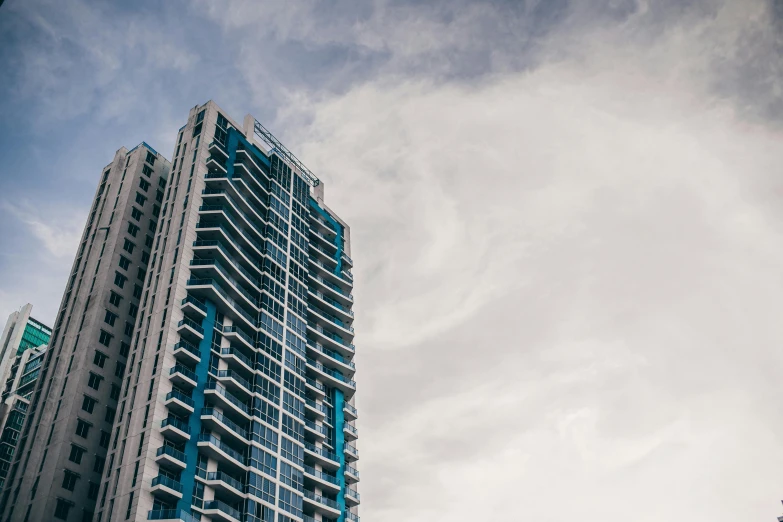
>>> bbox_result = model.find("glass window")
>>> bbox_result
[68,445,85,464]
[88,372,103,390]
[131,207,143,221]
[135,193,146,206]
[54,498,73,520]
[123,239,135,254]
[118,256,131,271]
[82,395,97,414]
[75,419,91,438]
[93,351,107,368]
[104,310,117,327]
[114,272,127,289]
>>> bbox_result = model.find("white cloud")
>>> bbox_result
[1,201,84,259]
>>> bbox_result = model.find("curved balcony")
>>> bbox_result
[201,189,268,242]
[345,487,361,507]
[309,242,338,268]
[200,407,250,446]
[343,422,358,441]
[177,318,204,343]
[305,376,326,398]
[304,442,340,470]
[201,499,242,522]
[186,278,257,334]
[160,417,191,442]
[205,382,251,421]
[222,325,255,352]
[304,418,327,441]
[309,273,353,307]
[341,250,353,268]
[211,369,253,399]
[309,258,352,292]
[308,305,355,340]
[172,340,202,365]
[151,475,183,501]
[307,325,354,359]
[303,489,341,518]
[191,248,262,295]
[208,140,229,160]
[303,465,340,494]
[206,155,227,174]
[344,443,359,463]
[203,176,269,229]
[197,434,247,471]
[343,402,358,422]
[197,470,246,501]
[189,259,260,311]
[169,365,197,389]
[307,341,355,377]
[218,347,255,376]
[196,209,265,262]
[306,357,356,398]
[164,390,195,415]
[148,508,198,522]
[308,289,353,323]
[309,216,337,240]
[155,446,187,471]
[235,148,272,186]
[198,196,267,253]
[181,295,207,320]
[305,398,327,419]
[345,465,360,484]
[193,233,262,281]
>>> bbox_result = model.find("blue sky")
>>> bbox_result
[2,1,783,521]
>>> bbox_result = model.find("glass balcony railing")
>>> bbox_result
[304,489,340,510]
[346,512,360,522]
[166,390,195,408]
[198,203,266,253]
[205,381,250,415]
[193,231,263,276]
[342,251,353,265]
[310,242,338,261]
[310,290,354,317]
[181,295,207,313]
[169,365,197,382]
[201,408,249,440]
[307,342,355,370]
[220,347,253,369]
[173,340,201,357]
[212,369,253,394]
[306,357,356,388]
[190,259,260,308]
[309,274,353,300]
[310,325,354,351]
[344,423,358,436]
[304,442,339,463]
[304,465,339,485]
[345,444,359,457]
[192,241,262,288]
[152,475,183,492]
[202,499,242,521]
[186,278,257,328]
[305,377,326,393]
[156,445,186,463]
[147,509,198,522]
[305,398,329,416]
[199,469,245,492]
[304,419,327,435]
[222,325,254,348]
[345,465,360,478]
[161,417,191,434]
[344,403,358,417]
[308,306,353,333]
[177,318,204,335]
[346,488,360,501]
[198,434,246,464]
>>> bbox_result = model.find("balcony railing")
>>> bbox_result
[346,512,360,522]
[346,488,360,501]
[173,340,201,357]
[304,465,339,485]
[344,423,358,436]
[202,499,242,521]
[220,347,254,369]
[345,465,360,478]
[147,509,198,522]
[222,325,254,348]
[181,295,207,313]
[305,377,325,393]
[205,381,250,415]
[166,390,195,408]
[344,403,358,417]
[304,419,327,435]
[305,398,329,416]
[308,306,354,333]
[345,444,359,457]
[186,278,258,328]
[212,369,253,394]
[169,365,197,382]
[310,290,354,316]
[307,357,356,388]
[177,317,204,335]
[198,434,246,464]
[308,342,355,369]
[156,445,186,463]
[152,475,183,492]
[304,489,340,510]
[199,469,245,492]
[161,417,191,434]
[304,442,339,463]
[201,408,249,439]
[193,240,262,287]
[309,274,353,300]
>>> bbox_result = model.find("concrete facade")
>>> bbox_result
[0,144,170,522]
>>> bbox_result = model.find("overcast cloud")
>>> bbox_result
[1,0,782,520]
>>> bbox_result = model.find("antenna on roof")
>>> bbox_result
[253,120,320,187]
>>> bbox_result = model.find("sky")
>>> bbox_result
[1,0,783,520]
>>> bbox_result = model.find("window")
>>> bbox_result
[196,109,205,123]
[135,193,146,206]
[109,291,123,307]
[124,321,134,337]
[131,207,143,221]
[139,178,150,192]
[136,267,146,282]
[75,419,91,438]
[145,235,153,248]
[93,351,107,368]
[88,372,103,390]
[146,151,156,165]
[141,251,150,264]
[62,470,79,491]
[119,342,130,358]
[104,310,117,327]
[114,272,127,289]
[98,330,113,347]
[110,384,121,401]
[104,407,115,423]
[128,303,138,318]
[114,362,126,378]
[87,481,99,500]
[98,432,110,451]
[123,239,135,254]
[127,223,139,237]
[82,396,97,414]
[118,256,131,271]
[54,498,73,520]
[133,284,142,299]
[68,445,85,464]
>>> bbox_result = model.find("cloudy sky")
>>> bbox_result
[2,0,783,520]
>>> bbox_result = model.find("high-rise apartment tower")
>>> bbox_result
[4,101,359,522]
[0,144,171,521]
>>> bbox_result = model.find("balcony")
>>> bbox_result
[305,398,327,419]
[343,422,358,441]
[307,325,355,359]
[310,216,337,239]
[189,258,261,308]
[198,470,246,501]
[160,417,191,442]
[307,341,355,376]
[169,365,197,389]
[308,306,355,340]
[303,489,341,517]
[192,239,262,288]
[345,487,361,507]
[304,418,327,440]
[308,289,353,322]
[201,190,267,242]
[307,357,356,397]
[305,377,326,398]
[193,231,262,280]
[181,296,207,319]
[155,445,187,471]
[201,499,242,522]
[196,211,265,263]
[212,369,253,399]
[345,465,360,484]
[147,508,198,522]
[219,347,254,375]
[200,408,249,445]
[177,318,204,343]
[164,390,195,415]
[208,140,229,160]
[172,340,201,365]
[341,250,353,267]
[222,325,255,352]
[345,443,359,463]
[346,511,360,522]
[309,258,352,291]
[150,475,183,501]
[204,382,251,420]
[343,403,358,422]
[197,434,247,471]
[304,442,340,470]
[303,465,340,494]
[185,278,257,333]
[309,273,353,306]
